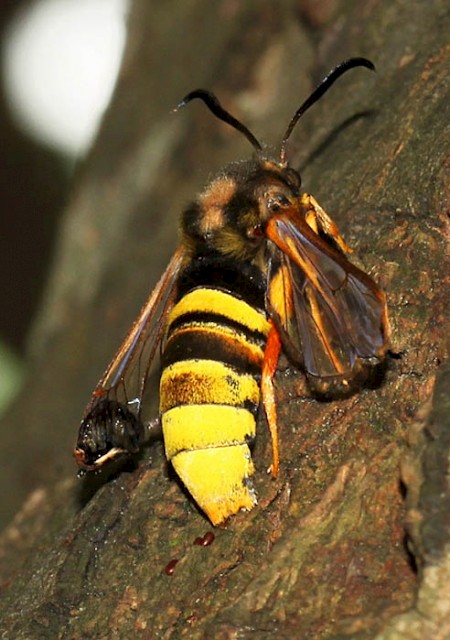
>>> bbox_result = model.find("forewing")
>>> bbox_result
[75,245,186,469]
[266,211,388,385]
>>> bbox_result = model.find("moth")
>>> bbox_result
[75,58,389,525]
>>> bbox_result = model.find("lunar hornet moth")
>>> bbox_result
[75,58,389,525]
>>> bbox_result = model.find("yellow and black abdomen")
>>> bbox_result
[160,282,270,525]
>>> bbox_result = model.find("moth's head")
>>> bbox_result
[175,58,375,261]
[181,157,302,260]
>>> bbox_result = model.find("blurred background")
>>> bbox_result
[0,0,129,417]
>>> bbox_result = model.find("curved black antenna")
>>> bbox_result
[279,57,375,164]
[174,89,263,153]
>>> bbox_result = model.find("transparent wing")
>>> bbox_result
[75,245,186,469]
[266,210,388,386]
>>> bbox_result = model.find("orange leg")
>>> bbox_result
[261,322,282,478]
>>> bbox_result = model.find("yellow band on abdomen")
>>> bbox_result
[162,403,256,460]
[160,358,260,413]
[172,445,256,525]
[167,287,270,336]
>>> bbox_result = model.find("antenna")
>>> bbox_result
[279,57,375,164]
[175,58,375,165]
[174,88,262,153]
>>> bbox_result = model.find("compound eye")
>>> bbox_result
[268,192,290,213]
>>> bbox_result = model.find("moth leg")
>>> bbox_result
[301,193,353,254]
[261,322,282,478]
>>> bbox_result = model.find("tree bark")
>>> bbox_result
[0,0,449,638]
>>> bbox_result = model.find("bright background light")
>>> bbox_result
[2,0,129,157]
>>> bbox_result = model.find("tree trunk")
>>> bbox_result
[0,0,449,638]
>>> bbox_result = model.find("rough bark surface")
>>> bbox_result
[0,0,449,638]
